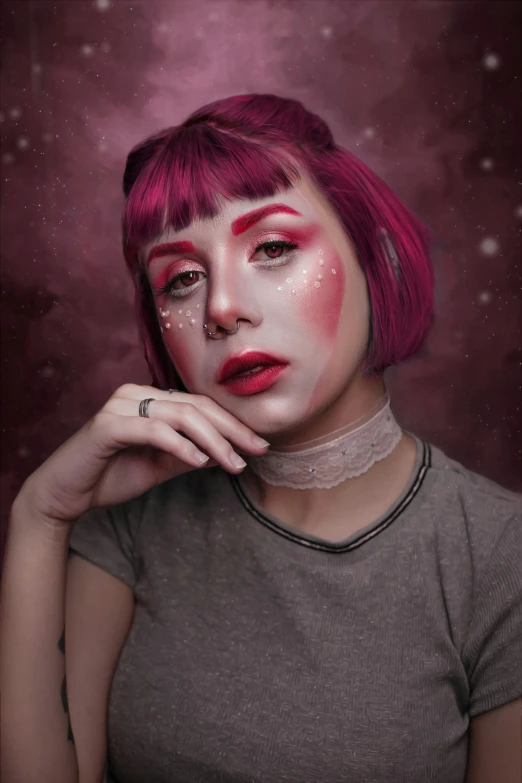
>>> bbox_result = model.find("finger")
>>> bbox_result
[100,399,249,473]
[112,386,270,454]
[90,411,211,468]
[187,395,271,454]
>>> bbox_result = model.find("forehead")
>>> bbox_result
[140,171,348,259]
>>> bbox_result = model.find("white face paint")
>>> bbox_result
[142,172,371,441]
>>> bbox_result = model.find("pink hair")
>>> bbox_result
[121,93,436,390]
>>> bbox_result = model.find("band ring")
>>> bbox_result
[139,398,155,418]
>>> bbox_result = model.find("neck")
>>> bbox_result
[240,372,416,534]
[264,372,387,450]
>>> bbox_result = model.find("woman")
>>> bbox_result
[1,94,520,783]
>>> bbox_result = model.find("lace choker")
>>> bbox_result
[246,392,403,490]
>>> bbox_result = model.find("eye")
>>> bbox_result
[253,240,298,264]
[152,240,298,299]
[153,270,206,299]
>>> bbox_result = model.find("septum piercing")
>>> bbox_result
[203,320,240,338]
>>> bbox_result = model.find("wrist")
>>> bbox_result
[10,489,74,544]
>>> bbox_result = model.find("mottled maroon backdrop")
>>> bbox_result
[1,0,521,559]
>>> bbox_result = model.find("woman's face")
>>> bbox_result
[141,172,371,439]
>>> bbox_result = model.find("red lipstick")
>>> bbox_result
[217,351,289,396]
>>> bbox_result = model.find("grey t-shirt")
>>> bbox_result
[68,432,522,783]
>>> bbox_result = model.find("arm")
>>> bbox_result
[65,552,135,783]
[0,494,79,783]
[465,699,522,783]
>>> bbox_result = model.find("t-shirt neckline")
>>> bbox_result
[228,431,432,553]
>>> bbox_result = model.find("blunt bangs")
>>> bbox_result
[122,124,301,254]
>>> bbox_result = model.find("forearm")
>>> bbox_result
[0,494,79,783]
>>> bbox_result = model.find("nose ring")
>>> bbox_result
[203,320,240,339]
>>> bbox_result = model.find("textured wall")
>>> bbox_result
[1,0,520,554]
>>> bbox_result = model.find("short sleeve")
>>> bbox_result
[463,510,522,717]
[68,495,146,590]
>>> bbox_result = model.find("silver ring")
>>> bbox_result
[203,320,240,339]
[139,398,155,418]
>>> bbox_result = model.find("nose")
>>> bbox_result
[203,268,262,337]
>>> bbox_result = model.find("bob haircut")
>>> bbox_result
[121,93,436,391]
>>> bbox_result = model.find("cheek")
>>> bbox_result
[294,250,345,341]
[167,340,195,387]
[157,303,204,387]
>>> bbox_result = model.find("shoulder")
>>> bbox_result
[420,442,522,721]
[424,439,522,566]
[427,438,521,515]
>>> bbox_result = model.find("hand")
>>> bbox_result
[17,384,269,527]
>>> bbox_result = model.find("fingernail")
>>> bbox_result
[252,435,270,448]
[194,451,210,465]
[230,453,247,469]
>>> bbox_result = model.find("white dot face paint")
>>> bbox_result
[144,174,370,437]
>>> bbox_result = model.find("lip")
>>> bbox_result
[217,351,289,384]
[220,364,288,396]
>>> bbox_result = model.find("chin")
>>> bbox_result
[226,397,317,439]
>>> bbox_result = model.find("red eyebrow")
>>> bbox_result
[145,205,302,266]
[146,241,195,267]
[231,204,302,236]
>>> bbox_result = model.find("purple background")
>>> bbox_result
[1,0,521,557]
